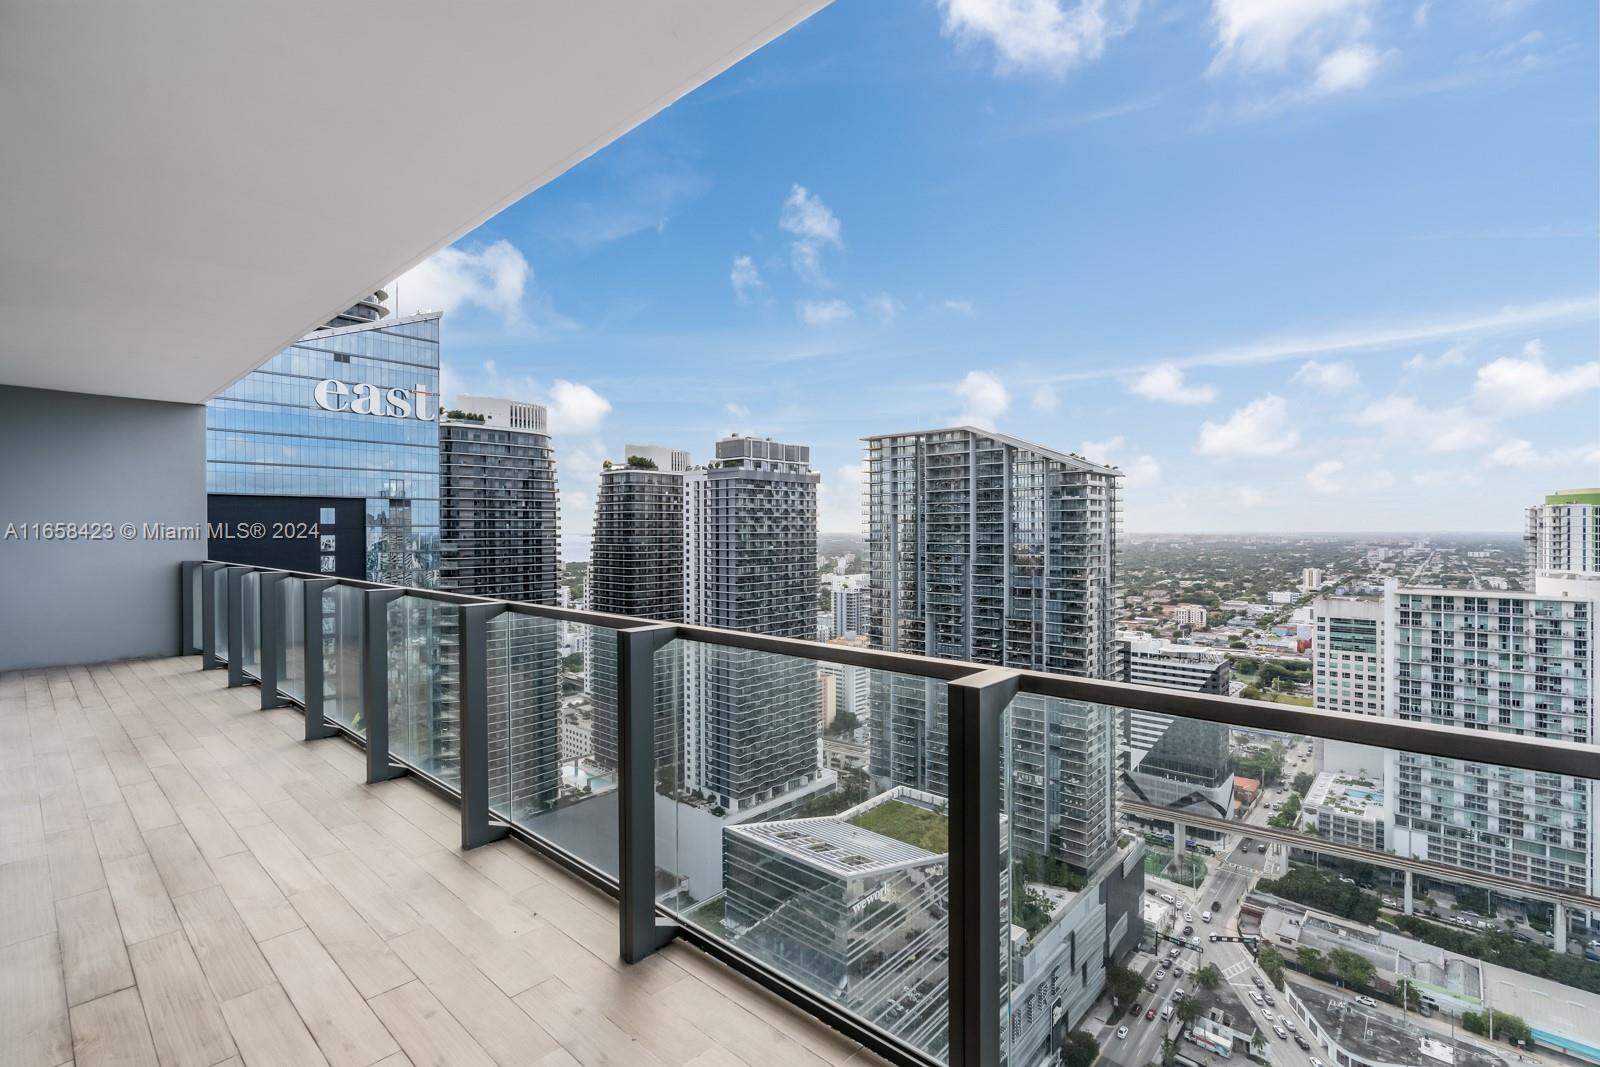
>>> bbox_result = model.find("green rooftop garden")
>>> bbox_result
[849,800,948,853]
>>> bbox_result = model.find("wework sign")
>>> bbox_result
[312,379,436,421]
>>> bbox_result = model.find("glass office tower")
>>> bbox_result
[206,312,443,587]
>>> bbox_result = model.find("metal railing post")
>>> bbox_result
[460,602,509,849]
[947,667,1020,1067]
[302,579,338,740]
[200,562,225,670]
[363,588,406,783]
[258,571,286,709]
[226,566,245,688]
[180,561,201,656]
[617,622,679,963]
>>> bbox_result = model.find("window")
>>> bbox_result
[320,507,336,525]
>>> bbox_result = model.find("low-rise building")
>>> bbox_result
[1300,771,1386,850]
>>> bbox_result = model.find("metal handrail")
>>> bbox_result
[203,560,1596,781]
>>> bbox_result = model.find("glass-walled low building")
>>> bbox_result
[205,311,443,587]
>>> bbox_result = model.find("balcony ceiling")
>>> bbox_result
[0,0,826,404]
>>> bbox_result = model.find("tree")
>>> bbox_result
[1325,948,1377,988]
[1177,997,1205,1028]
[1063,1030,1099,1067]
[1463,1011,1532,1047]
[1292,772,1314,797]
[1107,963,1144,1008]
[1258,947,1285,991]
[1194,965,1222,991]
[1160,1037,1178,1067]
[1395,979,1420,1014]
[1296,947,1324,975]
[624,454,658,469]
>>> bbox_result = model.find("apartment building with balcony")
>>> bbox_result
[1116,633,1234,820]
[1527,488,1600,582]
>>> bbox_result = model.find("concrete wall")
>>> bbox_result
[0,386,206,671]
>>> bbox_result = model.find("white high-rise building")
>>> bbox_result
[1311,596,1387,776]
[1526,488,1600,581]
[1115,633,1233,820]
[831,586,864,637]
[1382,574,1598,895]
[1301,567,1325,593]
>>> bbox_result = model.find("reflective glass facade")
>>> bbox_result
[206,313,442,587]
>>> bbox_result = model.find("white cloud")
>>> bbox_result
[1312,43,1380,93]
[1291,359,1359,392]
[797,299,854,326]
[1197,394,1299,457]
[1033,384,1060,412]
[1412,2,1430,28]
[818,463,865,533]
[954,370,1010,426]
[546,380,611,435]
[1472,339,1600,414]
[394,239,541,327]
[1305,459,1394,494]
[1079,434,1161,486]
[1208,0,1383,100]
[1484,439,1600,470]
[938,0,1140,77]
[1236,486,1265,508]
[1350,394,1495,453]
[1404,343,1467,371]
[938,298,977,315]
[864,292,904,323]
[1130,363,1218,405]
[1410,467,1480,487]
[725,402,751,419]
[780,185,842,285]
[730,255,762,302]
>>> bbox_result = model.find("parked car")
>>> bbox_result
[1295,1035,1312,1052]
[1146,1008,1157,1021]
[1258,843,1268,852]
[1117,1026,1130,1040]
[1357,996,1376,1007]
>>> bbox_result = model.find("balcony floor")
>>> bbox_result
[0,656,891,1067]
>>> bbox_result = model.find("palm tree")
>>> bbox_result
[1195,965,1222,991]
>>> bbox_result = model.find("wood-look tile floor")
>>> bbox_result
[0,657,892,1067]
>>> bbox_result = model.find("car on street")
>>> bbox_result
[1262,993,1275,1007]
[1147,980,1158,992]
[1212,900,1222,912]
[1337,876,1356,885]
[1162,1004,1174,1020]
[1357,996,1376,1007]
[1312,1059,1326,1067]
[1274,1025,1288,1040]
[1248,991,1263,1005]
[1251,975,1265,988]
[1295,1035,1312,1051]
[1284,1018,1296,1032]
[1184,913,1193,923]
[1146,1008,1157,1021]
[1168,948,1181,960]
[1257,843,1268,852]
[1172,989,1185,1001]
[1155,970,1167,982]
[1117,1026,1130,1040]
[1183,925,1194,936]
[1209,933,1221,942]
[1201,911,1212,923]
[1160,893,1177,904]
[1171,966,1184,979]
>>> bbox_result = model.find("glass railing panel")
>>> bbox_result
[278,577,305,704]
[660,640,953,1063]
[190,565,203,652]
[488,615,618,878]
[321,584,364,734]
[211,566,229,663]
[1093,694,1600,1067]
[239,571,261,679]
[386,595,460,790]
[998,691,1140,1067]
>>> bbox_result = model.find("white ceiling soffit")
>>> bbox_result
[0,0,828,404]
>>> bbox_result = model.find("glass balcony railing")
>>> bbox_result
[185,560,1600,1067]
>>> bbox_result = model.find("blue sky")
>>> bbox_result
[397,0,1599,559]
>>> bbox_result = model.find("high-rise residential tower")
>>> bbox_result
[439,396,559,603]
[587,445,689,771]
[437,396,561,818]
[1384,574,1598,895]
[1526,488,1600,581]
[1309,595,1388,776]
[864,427,1122,872]
[682,435,823,813]
[832,586,865,638]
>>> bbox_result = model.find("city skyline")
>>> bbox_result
[386,0,1597,558]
